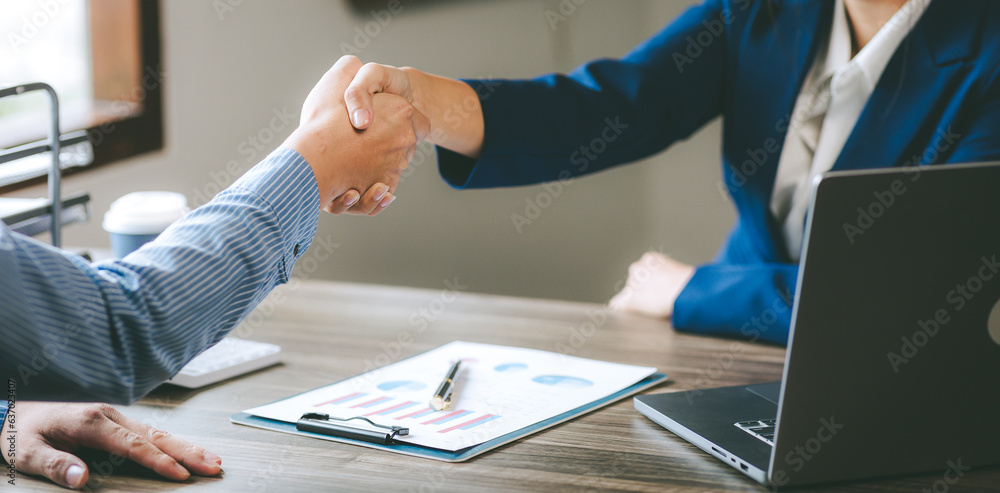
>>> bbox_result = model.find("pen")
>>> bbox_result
[430,360,462,411]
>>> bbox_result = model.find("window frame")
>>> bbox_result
[0,0,162,194]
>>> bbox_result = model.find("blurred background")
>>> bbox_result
[2,0,734,304]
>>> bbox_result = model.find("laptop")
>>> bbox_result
[635,162,1000,488]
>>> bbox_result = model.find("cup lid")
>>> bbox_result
[102,191,190,235]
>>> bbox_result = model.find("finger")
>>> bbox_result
[118,416,222,477]
[608,293,628,312]
[411,106,432,143]
[406,144,417,164]
[74,406,190,481]
[641,251,662,261]
[329,55,364,85]
[17,444,89,489]
[324,189,362,215]
[344,63,409,129]
[367,193,396,217]
[627,260,644,276]
[346,183,390,215]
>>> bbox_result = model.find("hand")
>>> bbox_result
[342,58,484,156]
[331,60,415,216]
[608,252,696,319]
[283,55,430,212]
[332,58,485,215]
[11,402,221,490]
[324,181,396,216]
[343,62,415,130]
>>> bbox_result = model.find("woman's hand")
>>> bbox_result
[324,182,396,216]
[326,61,417,216]
[11,402,221,489]
[609,251,696,319]
[283,55,429,214]
[326,57,485,216]
[344,62,416,130]
[341,58,484,156]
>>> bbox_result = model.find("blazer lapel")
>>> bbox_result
[831,0,984,171]
[732,0,832,261]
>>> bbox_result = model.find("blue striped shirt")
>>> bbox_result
[0,148,319,404]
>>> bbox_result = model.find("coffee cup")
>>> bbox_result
[102,191,190,258]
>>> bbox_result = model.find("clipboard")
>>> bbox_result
[231,371,667,462]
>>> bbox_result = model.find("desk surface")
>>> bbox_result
[19,281,996,492]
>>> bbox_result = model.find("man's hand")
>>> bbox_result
[282,55,430,214]
[321,57,484,216]
[608,251,696,319]
[12,402,221,490]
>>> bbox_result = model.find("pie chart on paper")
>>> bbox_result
[494,363,528,373]
[531,375,594,388]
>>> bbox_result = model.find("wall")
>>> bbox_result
[11,0,735,303]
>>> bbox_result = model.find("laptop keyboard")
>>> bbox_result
[735,419,776,446]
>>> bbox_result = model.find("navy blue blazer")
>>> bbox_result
[436,0,1000,345]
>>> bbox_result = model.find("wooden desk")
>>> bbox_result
[18,281,997,492]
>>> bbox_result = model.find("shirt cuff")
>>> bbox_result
[227,147,320,280]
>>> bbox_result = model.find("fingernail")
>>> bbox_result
[373,185,388,201]
[352,109,371,127]
[204,450,222,466]
[381,195,397,208]
[66,465,86,488]
[344,192,359,206]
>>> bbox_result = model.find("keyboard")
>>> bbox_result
[735,419,777,446]
[165,338,282,389]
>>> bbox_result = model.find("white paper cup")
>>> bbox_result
[102,191,190,258]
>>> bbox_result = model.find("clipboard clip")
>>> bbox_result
[296,412,409,445]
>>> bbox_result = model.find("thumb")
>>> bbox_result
[344,80,377,130]
[344,63,411,130]
[608,292,626,311]
[18,444,89,489]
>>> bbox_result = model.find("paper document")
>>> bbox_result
[243,341,656,451]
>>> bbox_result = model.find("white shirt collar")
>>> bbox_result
[772,0,932,259]
[821,0,853,81]
[830,0,931,96]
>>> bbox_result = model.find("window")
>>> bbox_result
[0,0,162,192]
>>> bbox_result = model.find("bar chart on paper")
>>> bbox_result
[312,391,502,434]
[243,341,657,451]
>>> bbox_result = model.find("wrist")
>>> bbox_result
[405,70,483,157]
[282,125,345,207]
[401,67,428,120]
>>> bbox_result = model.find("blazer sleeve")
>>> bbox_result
[673,62,1000,347]
[672,263,798,346]
[438,0,732,188]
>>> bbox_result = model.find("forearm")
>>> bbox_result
[430,1,733,189]
[406,68,485,158]
[0,149,318,403]
[672,262,799,346]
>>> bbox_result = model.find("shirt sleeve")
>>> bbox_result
[0,148,319,404]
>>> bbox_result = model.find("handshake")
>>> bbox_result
[283,55,483,217]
